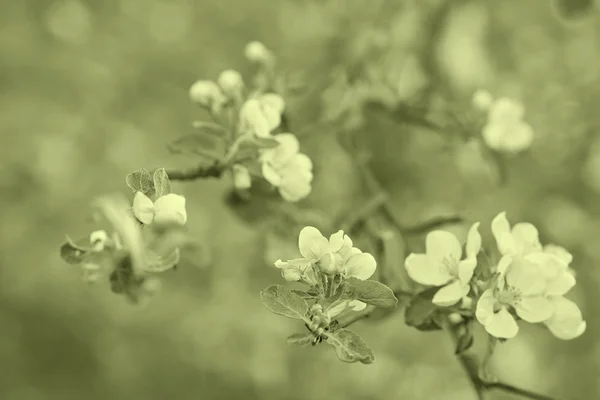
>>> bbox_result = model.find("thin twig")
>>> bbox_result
[162,162,224,181]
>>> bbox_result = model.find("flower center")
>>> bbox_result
[495,285,522,307]
[441,255,460,278]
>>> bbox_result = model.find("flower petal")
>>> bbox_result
[544,297,586,340]
[482,123,505,151]
[298,226,329,260]
[489,97,524,121]
[344,252,376,280]
[546,271,576,297]
[279,179,311,202]
[484,307,519,339]
[515,295,553,323]
[405,253,453,286]
[475,289,497,326]
[349,300,367,311]
[511,222,542,255]
[458,257,477,284]
[426,230,462,261]
[502,122,534,153]
[543,244,573,266]
[491,212,516,255]
[432,280,470,307]
[506,257,546,296]
[232,164,252,190]
[132,192,155,225]
[153,194,187,225]
[465,222,482,257]
[328,231,346,253]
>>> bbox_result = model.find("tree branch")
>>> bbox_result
[162,161,224,181]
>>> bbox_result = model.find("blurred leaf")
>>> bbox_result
[60,235,96,264]
[167,129,227,160]
[404,287,443,331]
[260,285,309,320]
[454,320,475,355]
[126,169,155,197]
[326,329,374,364]
[286,333,314,346]
[253,137,280,149]
[402,215,465,236]
[109,253,146,303]
[344,277,398,308]
[153,168,172,198]
[144,248,180,273]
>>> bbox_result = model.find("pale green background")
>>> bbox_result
[0,1,598,399]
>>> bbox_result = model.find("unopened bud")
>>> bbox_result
[217,69,244,98]
[189,80,225,108]
[90,230,109,251]
[472,89,494,111]
[244,41,272,64]
[232,164,252,190]
[141,276,162,297]
[317,252,343,275]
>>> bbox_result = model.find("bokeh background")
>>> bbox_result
[1,0,599,399]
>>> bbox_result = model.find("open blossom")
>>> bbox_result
[476,255,553,339]
[132,192,187,226]
[405,223,481,306]
[259,133,313,202]
[487,212,586,339]
[238,93,285,138]
[481,97,534,154]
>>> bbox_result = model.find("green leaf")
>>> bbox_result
[326,329,375,364]
[167,130,227,160]
[260,285,309,320]
[291,289,320,300]
[454,320,475,355]
[126,169,155,197]
[153,168,172,198]
[60,235,99,264]
[344,277,398,309]
[286,333,314,346]
[144,248,180,273]
[404,287,444,331]
[253,137,280,149]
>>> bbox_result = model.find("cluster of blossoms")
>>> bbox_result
[274,226,378,321]
[405,211,586,340]
[472,89,535,154]
[187,41,313,202]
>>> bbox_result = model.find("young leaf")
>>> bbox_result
[286,333,314,346]
[144,248,180,273]
[167,131,227,160]
[60,235,93,264]
[153,168,172,198]
[404,287,443,331]
[126,169,155,197]
[291,289,319,300]
[454,320,475,355]
[260,285,309,320]
[326,329,375,364]
[344,277,398,309]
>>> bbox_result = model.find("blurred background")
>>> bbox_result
[1,0,599,399]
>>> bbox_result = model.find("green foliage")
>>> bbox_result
[60,235,95,264]
[126,168,156,197]
[167,129,228,161]
[404,287,444,332]
[153,168,172,198]
[326,329,375,364]
[260,285,309,320]
[286,332,314,346]
[454,319,475,355]
[343,277,398,309]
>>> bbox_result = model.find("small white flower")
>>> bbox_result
[238,93,285,138]
[132,192,187,226]
[259,133,313,202]
[476,256,553,339]
[244,41,273,64]
[232,164,252,190]
[189,80,226,108]
[405,223,481,306]
[482,97,534,154]
[217,69,244,99]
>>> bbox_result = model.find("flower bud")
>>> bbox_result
[244,41,272,64]
[472,89,494,111]
[141,276,162,297]
[90,229,109,251]
[232,164,252,190]
[217,69,244,99]
[317,252,343,275]
[153,194,187,226]
[189,80,225,108]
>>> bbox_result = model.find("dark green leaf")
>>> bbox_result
[60,235,93,264]
[286,333,314,346]
[126,169,155,197]
[344,277,398,309]
[326,329,375,364]
[260,285,309,320]
[153,168,172,198]
[404,287,443,331]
